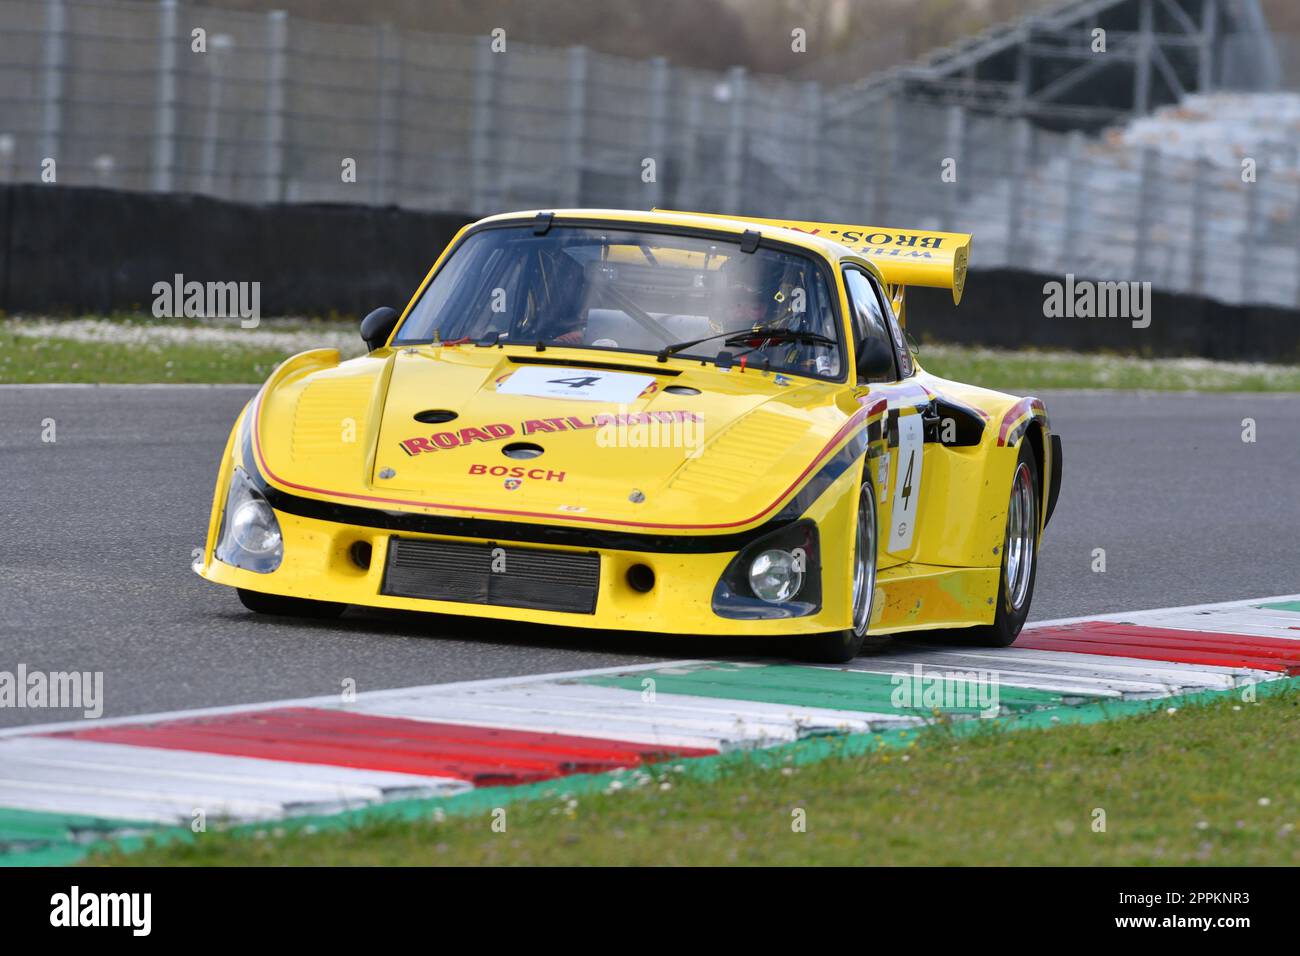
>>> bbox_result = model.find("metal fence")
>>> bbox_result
[2,0,1299,309]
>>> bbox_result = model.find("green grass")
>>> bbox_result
[0,316,359,384]
[94,689,1300,866]
[4,317,1298,389]
[918,343,1300,392]
[0,333,294,384]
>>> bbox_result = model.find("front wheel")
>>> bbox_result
[964,443,1040,647]
[237,587,347,619]
[794,477,877,664]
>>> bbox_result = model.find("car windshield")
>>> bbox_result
[393,224,843,380]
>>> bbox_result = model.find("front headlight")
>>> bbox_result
[712,520,820,620]
[215,468,283,573]
[748,549,804,603]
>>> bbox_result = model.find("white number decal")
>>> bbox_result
[495,366,654,402]
[548,375,602,389]
[888,413,923,552]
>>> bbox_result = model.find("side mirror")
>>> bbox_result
[856,335,895,382]
[360,307,399,352]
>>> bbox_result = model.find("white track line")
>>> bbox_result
[0,659,705,739]
[0,738,464,799]
[876,647,1264,680]
[848,658,1251,698]
[352,683,919,750]
[0,737,469,825]
[0,784,284,825]
[1025,593,1300,628]
[1102,609,1300,640]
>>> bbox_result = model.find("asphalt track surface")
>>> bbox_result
[1,385,1297,727]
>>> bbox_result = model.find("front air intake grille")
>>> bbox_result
[381,537,600,614]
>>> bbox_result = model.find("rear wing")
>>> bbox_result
[656,210,971,307]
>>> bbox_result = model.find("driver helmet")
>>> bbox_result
[720,256,784,328]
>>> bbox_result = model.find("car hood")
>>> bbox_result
[250,346,855,530]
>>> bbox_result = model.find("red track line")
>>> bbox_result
[52,707,715,786]
[1015,622,1300,674]
[1038,621,1300,650]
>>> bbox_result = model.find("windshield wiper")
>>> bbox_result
[656,323,836,363]
[656,329,729,362]
[723,327,836,349]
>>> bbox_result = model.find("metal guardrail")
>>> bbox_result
[0,0,1298,309]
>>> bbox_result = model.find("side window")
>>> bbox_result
[843,269,897,384]
[875,283,913,378]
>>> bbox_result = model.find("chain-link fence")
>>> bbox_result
[1,0,1298,308]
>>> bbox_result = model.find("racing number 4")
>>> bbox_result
[900,449,915,509]
[548,375,603,389]
[887,413,923,552]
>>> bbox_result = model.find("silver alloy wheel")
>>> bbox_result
[1004,461,1036,610]
[851,482,877,636]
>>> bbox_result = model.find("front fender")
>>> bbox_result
[198,349,343,574]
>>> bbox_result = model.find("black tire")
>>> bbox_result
[795,475,877,664]
[236,587,347,619]
[963,442,1040,647]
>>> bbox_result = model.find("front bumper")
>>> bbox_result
[197,505,858,636]
[198,392,1015,638]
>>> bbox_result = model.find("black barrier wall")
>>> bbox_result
[0,184,471,317]
[909,277,1300,363]
[1,184,1297,362]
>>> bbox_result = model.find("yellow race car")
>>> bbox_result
[196,208,1062,662]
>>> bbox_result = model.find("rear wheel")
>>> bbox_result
[794,477,877,664]
[964,443,1040,647]
[236,588,347,619]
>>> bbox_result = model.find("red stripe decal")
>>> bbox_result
[858,393,887,418]
[996,397,1046,446]
[51,707,715,786]
[1016,622,1300,673]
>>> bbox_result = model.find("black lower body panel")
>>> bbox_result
[381,537,600,614]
